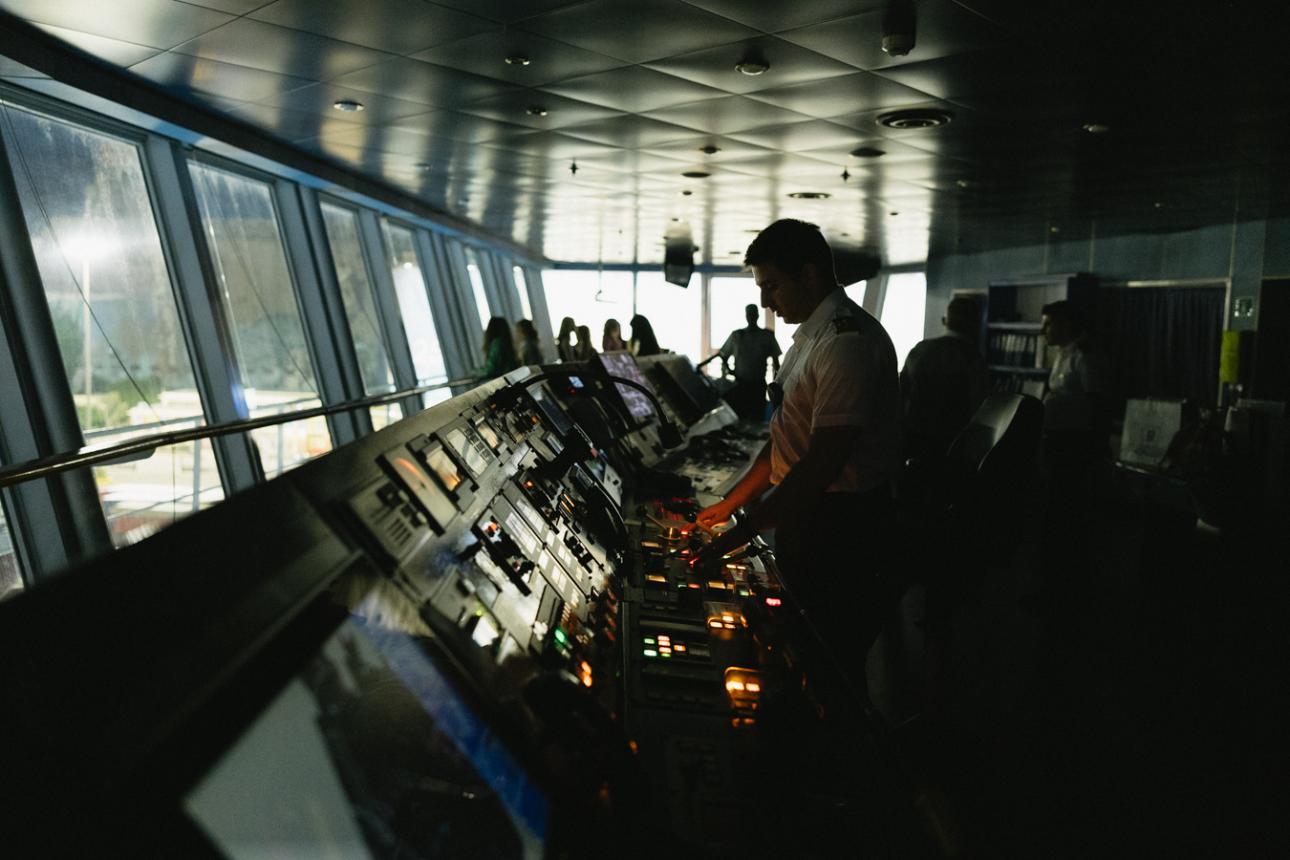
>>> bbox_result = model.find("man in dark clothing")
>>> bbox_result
[900,295,990,464]
[719,304,782,421]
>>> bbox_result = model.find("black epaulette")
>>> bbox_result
[831,316,862,334]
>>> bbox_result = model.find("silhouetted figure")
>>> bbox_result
[692,219,901,699]
[515,319,542,366]
[629,314,661,356]
[479,316,519,381]
[602,318,626,352]
[572,324,597,361]
[556,316,577,362]
[900,295,990,465]
[719,303,781,421]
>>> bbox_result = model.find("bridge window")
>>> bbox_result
[880,272,928,371]
[512,266,534,321]
[188,161,331,478]
[463,247,492,330]
[1,102,223,546]
[383,222,450,407]
[0,505,20,600]
[633,271,702,362]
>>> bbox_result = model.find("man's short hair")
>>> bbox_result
[944,295,981,337]
[1041,300,1084,332]
[744,219,836,282]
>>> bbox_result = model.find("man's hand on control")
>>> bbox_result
[691,500,736,533]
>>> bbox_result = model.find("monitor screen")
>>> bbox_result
[596,352,657,423]
[184,584,547,860]
[423,444,465,493]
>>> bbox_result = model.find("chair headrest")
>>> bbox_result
[947,393,1044,477]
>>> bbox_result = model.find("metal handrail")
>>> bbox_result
[0,377,478,489]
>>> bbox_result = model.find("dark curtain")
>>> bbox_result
[1096,286,1225,406]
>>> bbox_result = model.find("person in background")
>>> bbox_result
[479,316,519,381]
[1041,300,1109,470]
[573,325,597,361]
[629,314,661,356]
[556,316,578,362]
[900,295,990,465]
[719,303,782,421]
[515,319,543,366]
[602,318,627,352]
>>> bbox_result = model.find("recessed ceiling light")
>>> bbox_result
[877,109,951,129]
[1082,122,1111,134]
[333,99,364,112]
[735,60,769,76]
[956,179,971,188]
[681,170,711,178]
[850,146,886,158]
[789,191,830,199]
[505,55,531,66]
[681,190,693,196]
[699,144,721,155]
[526,105,549,116]
[889,211,899,216]
[1153,201,1165,209]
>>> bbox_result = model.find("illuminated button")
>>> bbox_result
[726,680,745,692]
[688,583,701,589]
[646,574,667,583]
[765,596,783,607]
[674,643,687,653]
[745,682,761,693]
[708,620,724,629]
[643,649,658,657]
[553,628,568,645]
[643,637,656,645]
[660,652,671,658]
[738,587,750,596]
[721,614,734,623]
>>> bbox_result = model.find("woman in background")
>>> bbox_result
[479,316,519,380]
[556,316,578,362]
[515,318,543,365]
[573,325,597,361]
[628,314,661,357]
[602,318,627,352]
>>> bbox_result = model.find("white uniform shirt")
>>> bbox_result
[1044,337,1105,431]
[769,289,901,493]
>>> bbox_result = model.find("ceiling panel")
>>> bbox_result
[249,0,495,55]
[128,52,313,102]
[4,0,1290,265]
[544,66,728,114]
[34,24,161,67]
[745,71,935,119]
[329,57,517,108]
[411,30,626,87]
[778,0,1006,72]
[643,35,859,94]
[521,0,758,64]
[171,18,393,80]
[453,89,622,131]
[644,95,814,136]
[0,0,234,50]
[678,0,886,34]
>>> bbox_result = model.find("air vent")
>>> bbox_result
[699,144,721,155]
[526,105,548,117]
[850,146,886,158]
[788,191,830,200]
[877,109,951,129]
[681,170,711,178]
[333,99,364,112]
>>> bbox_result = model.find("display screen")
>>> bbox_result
[423,444,464,493]
[530,385,573,436]
[184,586,547,860]
[445,426,494,479]
[597,352,657,422]
[475,418,502,451]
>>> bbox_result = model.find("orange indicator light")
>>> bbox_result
[674,644,687,652]
[709,620,724,629]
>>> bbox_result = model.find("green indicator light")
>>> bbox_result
[738,588,750,596]
[643,649,658,657]
[553,628,568,645]
[643,637,656,645]
[660,652,672,658]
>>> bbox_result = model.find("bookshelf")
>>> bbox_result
[986,273,1097,393]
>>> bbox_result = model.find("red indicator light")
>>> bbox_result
[765,597,783,607]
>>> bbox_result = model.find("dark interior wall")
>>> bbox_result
[924,216,1290,340]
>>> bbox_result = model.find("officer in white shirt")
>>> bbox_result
[691,219,901,672]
